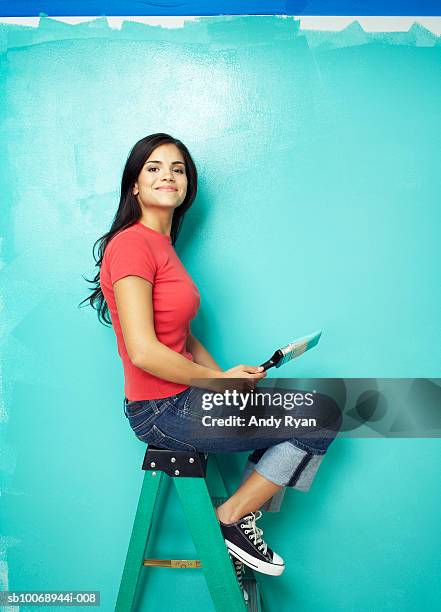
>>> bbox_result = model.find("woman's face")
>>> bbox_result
[133,143,188,211]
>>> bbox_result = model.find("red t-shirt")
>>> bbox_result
[100,221,200,400]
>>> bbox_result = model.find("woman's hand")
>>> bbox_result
[222,364,266,380]
[216,364,266,393]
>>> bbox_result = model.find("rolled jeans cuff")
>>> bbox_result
[248,441,325,494]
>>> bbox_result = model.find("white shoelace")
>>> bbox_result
[240,510,268,556]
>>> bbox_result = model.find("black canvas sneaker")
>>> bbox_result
[220,511,285,576]
[228,552,249,602]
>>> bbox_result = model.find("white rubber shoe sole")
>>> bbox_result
[225,540,285,576]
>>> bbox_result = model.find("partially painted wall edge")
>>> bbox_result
[0,1,441,18]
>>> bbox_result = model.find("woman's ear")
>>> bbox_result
[133,182,139,196]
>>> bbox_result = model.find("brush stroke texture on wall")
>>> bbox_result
[1,15,440,612]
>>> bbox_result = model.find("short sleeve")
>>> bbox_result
[106,231,156,285]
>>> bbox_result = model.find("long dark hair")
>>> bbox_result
[78,133,198,326]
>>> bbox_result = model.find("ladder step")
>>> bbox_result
[143,558,201,568]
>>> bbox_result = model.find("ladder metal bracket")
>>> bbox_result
[142,444,208,478]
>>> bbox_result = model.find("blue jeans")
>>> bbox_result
[124,386,341,511]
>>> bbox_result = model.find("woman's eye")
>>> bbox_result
[147,167,184,173]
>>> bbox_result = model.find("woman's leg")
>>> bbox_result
[215,470,282,523]
[214,467,286,576]
[129,385,341,515]
[212,437,333,576]
[124,386,341,575]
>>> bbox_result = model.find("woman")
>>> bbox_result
[80,133,341,583]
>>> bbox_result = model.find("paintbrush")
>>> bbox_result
[259,330,322,371]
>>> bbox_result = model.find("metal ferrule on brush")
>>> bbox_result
[259,331,322,371]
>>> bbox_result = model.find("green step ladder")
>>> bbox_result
[115,445,267,612]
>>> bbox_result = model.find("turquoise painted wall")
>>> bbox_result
[1,16,440,612]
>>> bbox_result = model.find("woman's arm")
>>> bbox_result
[114,276,220,386]
[114,276,264,390]
[186,333,223,372]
